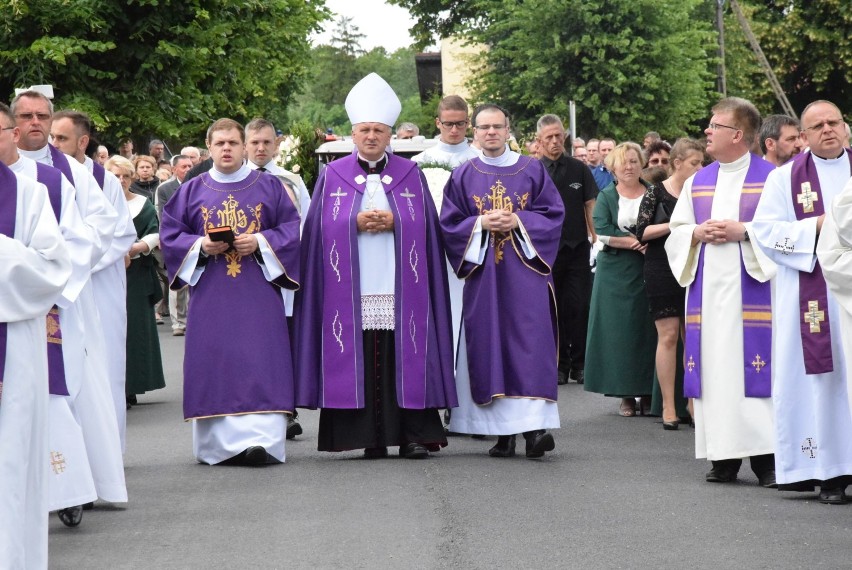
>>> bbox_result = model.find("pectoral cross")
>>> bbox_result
[50,451,66,474]
[796,182,818,214]
[774,237,795,255]
[751,354,766,373]
[804,300,825,333]
[687,355,696,373]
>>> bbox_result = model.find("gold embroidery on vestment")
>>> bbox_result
[200,194,263,278]
[804,300,825,333]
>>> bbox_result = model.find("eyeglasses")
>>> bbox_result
[16,112,51,121]
[438,120,469,130]
[1,126,15,131]
[474,124,507,132]
[648,158,669,166]
[707,122,740,132]
[804,119,843,132]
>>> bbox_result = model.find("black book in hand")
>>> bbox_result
[208,226,235,245]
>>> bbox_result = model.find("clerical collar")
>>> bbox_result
[812,149,847,161]
[210,163,252,183]
[436,139,471,154]
[19,145,50,164]
[357,153,387,174]
[480,149,520,167]
[719,151,750,173]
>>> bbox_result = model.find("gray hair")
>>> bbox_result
[10,90,54,116]
[758,115,800,154]
[536,114,564,134]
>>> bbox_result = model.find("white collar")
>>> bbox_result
[210,164,252,183]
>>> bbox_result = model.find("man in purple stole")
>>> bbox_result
[755,100,852,504]
[160,118,301,466]
[294,73,457,459]
[666,97,778,486]
[0,119,71,567]
[440,104,564,459]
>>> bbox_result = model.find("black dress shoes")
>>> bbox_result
[757,470,778,488]
[363,447,388,459]
[58,505,83,527]
[399,443,429,459]
[243,446,269,466]
[818,486,848,505]
[705,461,740,483]
[286,416,303,440]
[570,368,584,384]
[557,371,569,385]
[662,420,680,431]
[523,430,555,458]
[489,435,516,458]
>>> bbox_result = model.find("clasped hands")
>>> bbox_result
[357,209,394,233]
[693,219,747,245]
[201,233,258,256]
[480,210,519,233]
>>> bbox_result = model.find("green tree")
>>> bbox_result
[425,0,718,141]
[722,0,852,118]
[0,0,328,147]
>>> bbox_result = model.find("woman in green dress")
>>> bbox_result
[584,142,657,416]
[106,156,166,406]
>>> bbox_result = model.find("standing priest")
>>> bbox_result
[755,100,852,504]
[160,118,301,466]
[294,73,457,459]
[0,155,71,568]
[666,97,778,487]
[440,104,564,459]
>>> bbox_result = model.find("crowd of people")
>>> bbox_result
[2,74,852,568]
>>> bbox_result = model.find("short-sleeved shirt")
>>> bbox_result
[540,154,598,248]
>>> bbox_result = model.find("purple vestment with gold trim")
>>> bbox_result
[440,156,564,404]
[160,171,300,420]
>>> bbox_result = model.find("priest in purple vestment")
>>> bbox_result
[294,73,457,459]
[160,118,300,466]
[440,104,564,459]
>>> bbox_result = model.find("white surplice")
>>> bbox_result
[819,176,852,430]
[0,173,71,570]
[411,139,479,169]
[20,145,127,502]
[175,165,287,464]
[759,154,852,485]
[87,157,136,453]
[666,152,777,460]
[9,157,99,510]
[447,150,561,436]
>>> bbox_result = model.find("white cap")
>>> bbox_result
[345,73,401,127]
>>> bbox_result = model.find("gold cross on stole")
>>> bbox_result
[687,355,696,372]
[50,451,66,474]
[804,300,825,333]
[751,354,766,372]
[796,182,818,214]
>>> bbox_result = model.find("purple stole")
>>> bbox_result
[685,154,774,398]
[319,155,431,408]
[0,163,18,394]
[790,149,852,374]
[34,162,69,396]
[92,161,106,189]
[48,144,75,187]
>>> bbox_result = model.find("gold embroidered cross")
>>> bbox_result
[687,355,696,372]
[50,451,66,474]
[796,182,818,214]
[751,354,766,372]
[804,300,825,333]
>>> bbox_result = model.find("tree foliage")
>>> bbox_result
[0,0,328,147]
[722,0,852,118]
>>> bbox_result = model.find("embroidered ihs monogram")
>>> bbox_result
[200,194,263,278]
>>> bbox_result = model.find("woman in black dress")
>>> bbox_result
[635,138,705,429]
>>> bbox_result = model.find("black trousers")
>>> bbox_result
[318,330,446,452]
[713,454,774,476]
[552,242,592,373]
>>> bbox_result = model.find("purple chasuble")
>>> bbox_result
[789,149,852,374]
[92,161,106,189]
[440,156,565,404]
[0,163,18,392]
[160,171,301,419]
[48,144,75,188]
[34,162,69,396]
[685,154,774,398]
[294,152,457,410]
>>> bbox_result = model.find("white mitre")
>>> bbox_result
[345,73,401,127]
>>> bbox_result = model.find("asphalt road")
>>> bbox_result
[48,327,852,569]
